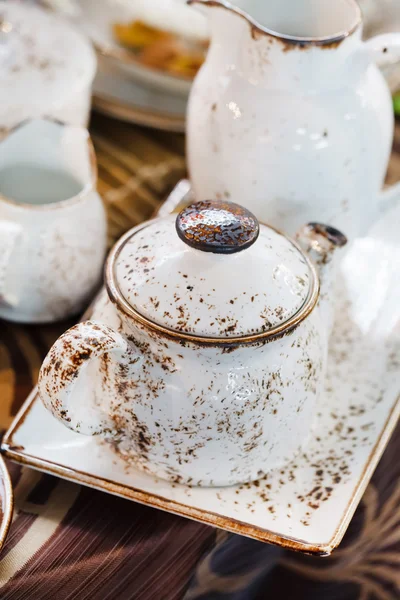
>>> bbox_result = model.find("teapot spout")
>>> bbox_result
[296,223,347,335]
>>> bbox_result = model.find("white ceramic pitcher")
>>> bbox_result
[187,0,400,239]
[0,119,107,324]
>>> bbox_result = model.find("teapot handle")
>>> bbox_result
[39,321,132,436]
[0,220,22,307]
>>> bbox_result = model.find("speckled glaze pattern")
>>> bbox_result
[296,223,348,335]
[187,0,400,239]
[40,289,326,487]
[7,199,400,553]
[39,206,346,487]
[0,119,107,324]
[176,200,259,253]
[0,2,96,130]
[108,214,315,339]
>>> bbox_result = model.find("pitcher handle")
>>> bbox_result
[363,33,400,68]
[39,321,132,436]
[380,180,400,214]
[0,220,22,307]
[361,33,400,215]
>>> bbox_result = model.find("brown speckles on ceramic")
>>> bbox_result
[176,200,259,254]
[39,285,326,486]
[296,222,347,335]
[4,289,399,553]
[188,1,361,49]
[39,320,130,436]
[107,214,318,340]
[38,195,348,487]
[187,2,391,246]
[0,119,107,324]
[301,223,348,256]
[8,193,400,554]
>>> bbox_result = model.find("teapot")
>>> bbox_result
[0,118,107,323]
[187,0,400,240]
[39,201,346,487]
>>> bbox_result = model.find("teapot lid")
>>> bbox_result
[108,201,318,341]
[0,2,96,129]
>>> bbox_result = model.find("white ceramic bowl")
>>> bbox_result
[0,1,97,130]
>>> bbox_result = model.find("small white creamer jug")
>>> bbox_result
[187,0,400,240]
[0,118,107,323]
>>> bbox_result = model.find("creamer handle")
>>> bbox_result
[38,321,132,436]
[0,220,22,306]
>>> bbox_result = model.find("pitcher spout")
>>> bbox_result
[188,0,362,47]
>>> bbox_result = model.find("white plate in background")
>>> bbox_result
[92,56,186,132]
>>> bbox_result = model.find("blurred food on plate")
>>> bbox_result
[114,0,209,42]
[113,19,207,78]
[60,0,209,96]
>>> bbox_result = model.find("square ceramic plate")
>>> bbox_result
[2,188,399,556]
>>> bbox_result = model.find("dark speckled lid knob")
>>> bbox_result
[176,200,260,254]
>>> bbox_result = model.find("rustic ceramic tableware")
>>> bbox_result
[0,118,107,324]
[187,0,400,239]
[0,1,96,131]
[38,200,346,486]
[3,192,399,555]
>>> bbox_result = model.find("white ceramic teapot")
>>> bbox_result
[39,201,346,487]
[0,118,107,323]
[187,0,400,239]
